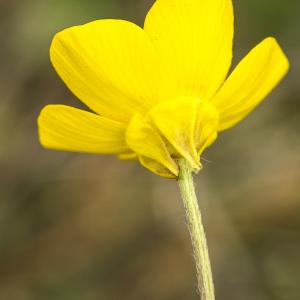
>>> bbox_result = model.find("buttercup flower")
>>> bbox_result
[38,1,290,298]
[38,0,289,178]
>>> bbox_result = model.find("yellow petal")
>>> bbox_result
[148,97,200,170]
[50,19,168,122]
[38,105,128,154]
[194,102,219,155]
[212,37,289,131]
[125,114,179,176]
[144,0,234,100]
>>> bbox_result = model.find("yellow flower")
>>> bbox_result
[38,0,289,179]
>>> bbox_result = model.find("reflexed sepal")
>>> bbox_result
[125,97,219,178]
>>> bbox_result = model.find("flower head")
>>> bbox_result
[38,0,289,178]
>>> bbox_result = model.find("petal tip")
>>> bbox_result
[264,36,290,73]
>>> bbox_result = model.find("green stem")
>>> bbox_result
[177,159,215,300]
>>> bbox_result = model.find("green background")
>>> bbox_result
[0,0,299,299]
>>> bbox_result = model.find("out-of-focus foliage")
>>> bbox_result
[0,1,299,299]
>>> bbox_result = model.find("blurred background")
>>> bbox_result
[0,0,299,299]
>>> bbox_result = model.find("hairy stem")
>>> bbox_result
[177,159,215,300]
